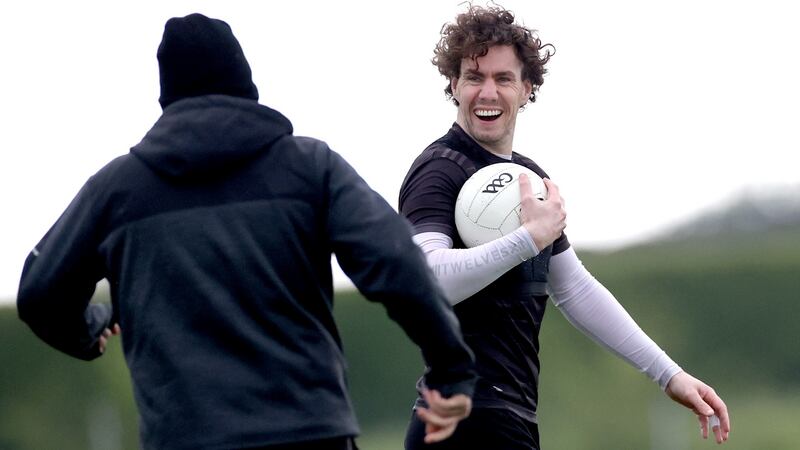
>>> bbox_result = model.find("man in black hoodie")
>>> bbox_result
[17,13,476,450]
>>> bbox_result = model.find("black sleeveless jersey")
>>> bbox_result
[399,123,570,422]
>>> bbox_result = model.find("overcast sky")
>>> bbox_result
[1,0,798,303]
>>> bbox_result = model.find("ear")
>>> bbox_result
[521,79,533,105]
[450,77,460,99]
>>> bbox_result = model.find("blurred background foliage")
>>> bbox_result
[2,200,799,449]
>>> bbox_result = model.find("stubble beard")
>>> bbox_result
[469,117,514,153]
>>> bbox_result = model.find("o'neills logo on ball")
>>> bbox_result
[482,173,513,193]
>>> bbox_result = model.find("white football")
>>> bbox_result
[455,162,547,247]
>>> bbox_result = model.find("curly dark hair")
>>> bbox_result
[433,3,555,105]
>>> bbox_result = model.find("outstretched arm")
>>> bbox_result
[548,247,730,442]
[548,247,681,387]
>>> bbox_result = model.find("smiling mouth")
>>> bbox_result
[475,109,502,122]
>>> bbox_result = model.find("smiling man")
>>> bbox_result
[452,45,528,154]
[399,5,731,450]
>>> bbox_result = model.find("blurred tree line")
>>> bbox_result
[1,226,799,449]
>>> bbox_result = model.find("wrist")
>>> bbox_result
[513,226,539,258]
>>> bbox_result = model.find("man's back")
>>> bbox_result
[21,95,361,447]
[112,96,360,447]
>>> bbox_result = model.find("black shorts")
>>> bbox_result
[404,407,539,450]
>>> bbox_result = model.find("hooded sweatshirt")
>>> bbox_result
[17,14,475,450]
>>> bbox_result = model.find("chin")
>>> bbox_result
[473,124,504,141]
[473,133,504,149]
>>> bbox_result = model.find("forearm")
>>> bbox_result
[346,234,477,397]
[17,252,110,361]
[327,152,477,397]
[548,247,682,389]
[413,227,538,304]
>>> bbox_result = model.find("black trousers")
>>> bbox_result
[250,436,357,450]
[405,407,540,450]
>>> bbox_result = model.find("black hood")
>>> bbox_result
[157,13,259,109]
[130,95,293,179]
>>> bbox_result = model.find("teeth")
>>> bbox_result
[475,109,501,117]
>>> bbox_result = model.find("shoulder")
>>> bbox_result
[278,135,344,174]
[412,144,476,173]
[512,153,550,180]
[288,136,357,171]
[87,153,145,194]
[402,144,476,190]
[283,135,332,159]
[292,135,329,149]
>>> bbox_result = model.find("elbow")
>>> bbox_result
[16,282,40,325]
[443,286,468,306]
[16,279,53,330]
[16,254,46,324]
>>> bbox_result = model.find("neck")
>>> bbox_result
[455,116,514,156]
[488,149,513,160]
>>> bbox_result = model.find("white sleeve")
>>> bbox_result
[547,247,682,390]
[413,228,538,305]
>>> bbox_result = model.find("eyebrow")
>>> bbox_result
[462,68,518,80]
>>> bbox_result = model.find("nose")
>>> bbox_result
[478,79,499,101]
